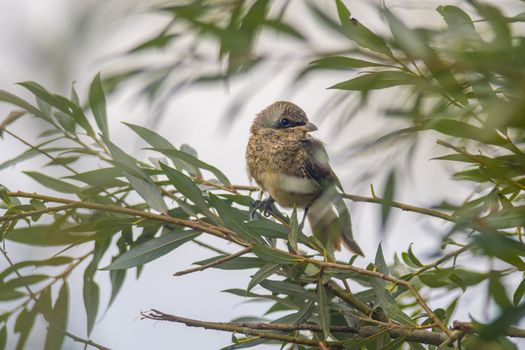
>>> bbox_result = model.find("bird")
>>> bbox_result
[245,101,364,256]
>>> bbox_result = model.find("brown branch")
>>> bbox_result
[0,203,78,221]
[326,281,373,316]
[48,325,111,350]
[4,191,249,247]
[142,309,336,347]
[304,258,453,337]
[412,244,471,277]
[141,309,451,346]
[174,247,252,276]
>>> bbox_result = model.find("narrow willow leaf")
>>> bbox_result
[127,174,168,214]
[24,171,81,194]
[247,264,281,291]
[309,56,384,69]
[3,275,48,291]
[208,194,264,244]
[513,278,525,305]
[83,278,100,336]
[193,255,263,270]
[317,280,331,339]
[385,10,432,59]
[109,269,126,307]
[252,245,303,264]
[381,170,396,229]
[6,226,90,246]
[0,290,25,301]
[260,280,312,299]
[288,208,299,253]
[0,256,72,281]
[160,163,208,211]
[329,71,417,91]
[149,148,230,185]
[0,90,52,122]
[44,281,69,350]
[0,325,6,350]
[102,230,199,270]
[334,0,391,55]
[63,167,126,188]
[14,306,37,350]
[89,73,109,138]
[370,244,414,325]
[124,122,175,150]
[0,110,25,137]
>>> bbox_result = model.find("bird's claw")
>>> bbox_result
[249,198,275,220]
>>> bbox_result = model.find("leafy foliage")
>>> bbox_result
[2,1,525,349]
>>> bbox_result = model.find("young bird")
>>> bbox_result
[246,101,364,256]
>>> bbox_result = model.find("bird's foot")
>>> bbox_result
[249,198,276,220]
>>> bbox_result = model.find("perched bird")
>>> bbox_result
[246,101,363,256]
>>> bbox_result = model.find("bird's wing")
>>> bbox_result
[303,139,363,255]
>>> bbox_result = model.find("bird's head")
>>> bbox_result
[250,101,317,134]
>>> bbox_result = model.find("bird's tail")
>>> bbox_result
[307,189,364,256]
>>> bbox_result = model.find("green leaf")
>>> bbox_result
[329,71,417,91]
[381,170,396,229]
[0,290,25,301]
[124,122,175,150]
[489,275,511,309]
[428,119,506,145]
[0,325,6,350]
[88,73,109,138]
[385,10,432,59]
[83,278,99,336]
[44,281,69,350]
[24,171,81,194]
[252,245,303,264]
[288,208,299,253]
[513,278,525,305]
[247,264,281,291]
[260,280,310,297]
[3,274,48,291]
[193,255,263,270]
[208,194,264,244]
[334,0,391,55]
[6,226,90,246]
[149,148,230,185]
[14,306,37,350]
[102,230,199,270]
[160,163,208,212]
[370,244,414,325]
[109,268,126,307]
[63,167,126,188]
[128,173,168,214]
[309,56,384,69]
[0,90,51,122]
[317,279,331,339]
[0,256,72,281]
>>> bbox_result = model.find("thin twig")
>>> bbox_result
[174,247,252,276]
[48,325,112,350]
[412,244,472,277]
[0,203,78,221]
[4,191,247,246]
[141,309,451,346]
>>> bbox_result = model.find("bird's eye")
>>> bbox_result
[279,118,290,127]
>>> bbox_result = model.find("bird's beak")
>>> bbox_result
[300,122,318,132]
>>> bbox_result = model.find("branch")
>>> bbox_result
[304,257,453,337]
[4,191,249,247]
[0,203,78,221]
[173,247,252,276]
[141,309,451,346]
[142,309,336,347]
[48,325,111,350]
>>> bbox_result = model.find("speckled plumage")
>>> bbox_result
[246,101,363,255]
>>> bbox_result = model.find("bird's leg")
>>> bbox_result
[249,197,276,220]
